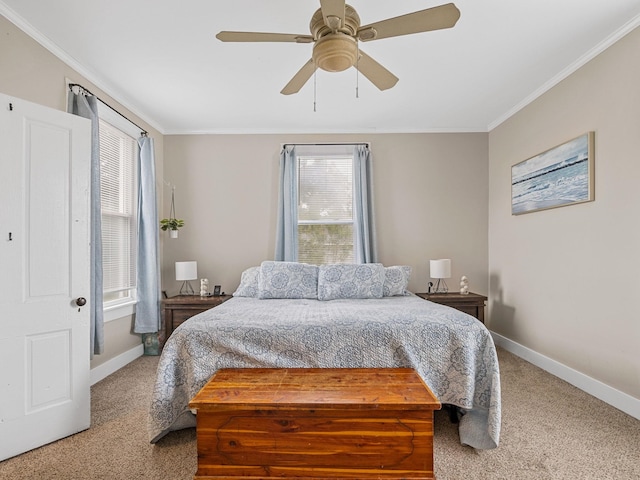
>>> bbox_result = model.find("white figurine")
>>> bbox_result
[200,278,209,296]
[460,275,469,294]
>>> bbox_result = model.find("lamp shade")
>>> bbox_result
[175,261,197,281]
[430,259,451,279]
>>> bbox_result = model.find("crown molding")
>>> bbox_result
[0,1,166,134]
[488,13,640,132]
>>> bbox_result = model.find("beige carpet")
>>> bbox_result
[1,347,638,479]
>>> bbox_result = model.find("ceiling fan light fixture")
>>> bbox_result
[312,33,357,72]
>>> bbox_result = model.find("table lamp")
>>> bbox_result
[176,261,197,295]
[429,259,451,293]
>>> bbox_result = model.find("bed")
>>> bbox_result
[148,262,501,450]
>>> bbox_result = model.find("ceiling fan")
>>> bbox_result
[216,1,460,95]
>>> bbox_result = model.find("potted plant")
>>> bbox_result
[160,218,184,238]
[161,186,184,238]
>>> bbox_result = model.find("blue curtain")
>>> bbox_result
[275,144,377,264]
[67,90,104,356]
[353,145,378,263]
[134,136,161,335]
[274,145,298,261]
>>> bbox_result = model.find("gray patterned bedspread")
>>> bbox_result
[148,295,501,449]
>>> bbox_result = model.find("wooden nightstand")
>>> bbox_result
[415,292,487,323]
[162,295,232,340]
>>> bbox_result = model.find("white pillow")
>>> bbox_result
[317,263,385,301]
[383,265,412,296]
[258,261,318,299]
[232,266,260,297]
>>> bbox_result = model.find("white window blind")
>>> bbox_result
[298,155,354,264]
[99,119,137,305]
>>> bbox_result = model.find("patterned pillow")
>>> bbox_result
[233,266,260,297]
[383,265,412,296]
[258,261,318,299]
[317,263,385,301]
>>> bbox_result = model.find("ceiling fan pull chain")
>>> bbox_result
[313,69,317,112]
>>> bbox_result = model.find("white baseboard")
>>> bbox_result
[490,331,640,421]
[90,343,144,386]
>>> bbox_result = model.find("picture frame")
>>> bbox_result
[213,285,221,296]
[511,132,595,215]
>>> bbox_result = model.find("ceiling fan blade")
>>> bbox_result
[355,50,399,91]
[281,59,317,95]
[320,0,346,30]
[357,3,460,42]
[216,31,313,43]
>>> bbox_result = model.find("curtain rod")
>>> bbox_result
[281,142,370,148]
[68,83,148,136]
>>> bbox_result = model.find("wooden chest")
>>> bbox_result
[188,368,441,480]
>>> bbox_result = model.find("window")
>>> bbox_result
[276,144,375,264]
[98,114,138,308]
[297,151,354,264]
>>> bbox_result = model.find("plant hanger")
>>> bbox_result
[160,186,185,238]
[169,186,177,220]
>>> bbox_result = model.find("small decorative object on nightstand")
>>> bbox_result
[200,278,209,296]
[460,275,469,294]
[416,291,487,323]
[162,294,232,341]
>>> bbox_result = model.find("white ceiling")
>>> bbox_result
[2,0,640,134]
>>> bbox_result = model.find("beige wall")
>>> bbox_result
[0,14,164,370]
[163,133,489,297]
[488,26,640,398]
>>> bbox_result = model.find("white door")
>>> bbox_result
[0,93,91,461]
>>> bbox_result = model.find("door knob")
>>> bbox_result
[76,297,87,307]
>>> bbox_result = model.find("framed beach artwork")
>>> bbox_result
[511,132,595,215]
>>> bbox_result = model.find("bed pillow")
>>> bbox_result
[317,263,385,301]
[258,261,318,299]
[383,265,412,296]
[232,266,260,298]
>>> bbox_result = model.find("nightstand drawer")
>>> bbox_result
[453,305,480,318]
[172,307,211,328]
[415,292,487,324]
[162,295,232,342]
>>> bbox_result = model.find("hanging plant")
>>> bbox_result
[160,187,184,238]
[160,218,185,231]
